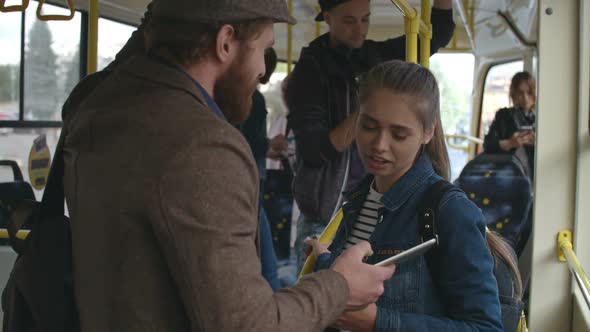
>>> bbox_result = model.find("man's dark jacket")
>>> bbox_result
[286,8,455,223]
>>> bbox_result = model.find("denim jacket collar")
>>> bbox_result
[344,153,435,212]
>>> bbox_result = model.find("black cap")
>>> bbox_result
[315,0,350,22]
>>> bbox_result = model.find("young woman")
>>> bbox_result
[483,71,536,175]
[307,60,505,331]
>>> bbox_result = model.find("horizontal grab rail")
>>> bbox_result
[444,134,483,152]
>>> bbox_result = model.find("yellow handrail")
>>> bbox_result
[87,0,98,74]
[0,229,30,240]
[404,8,420,64]
[456,0,476,51]
[390,0,432,66]
[298,209,343,280]
[419,0,432,68]
[557,230,590,309]
[389,0,429,33]
[0,0,29,12]
[37,0,75,21]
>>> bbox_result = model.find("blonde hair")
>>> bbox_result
[509,71,536,103]
[486,230,523,298]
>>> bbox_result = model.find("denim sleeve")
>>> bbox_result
[285,57,341,167]
[374,194,503,332]
[314,252,333,272]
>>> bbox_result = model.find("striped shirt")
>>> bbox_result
[345,184,384,249]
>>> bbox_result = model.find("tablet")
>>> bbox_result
[374,238,438,267]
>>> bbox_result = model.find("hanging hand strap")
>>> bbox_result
[37,0,75,21]
[0,0,29,12]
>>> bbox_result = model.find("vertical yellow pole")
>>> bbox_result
[287,0,293,74]
[463,0,474,38]
[315,6,321,38]
[419,0,432,68]
[87,0,98,74]
[405,8,419,64]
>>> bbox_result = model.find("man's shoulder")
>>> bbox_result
[62,70,112,122]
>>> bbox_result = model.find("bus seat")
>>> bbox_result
[455,175,532,247]
[459,153,531,179]
[0,160,35,245]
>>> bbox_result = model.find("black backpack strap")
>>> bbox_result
[418,180,461,243]
[39,130,66,218]
[6,131,66,250]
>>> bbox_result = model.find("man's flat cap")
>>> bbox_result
[152,0,297,24]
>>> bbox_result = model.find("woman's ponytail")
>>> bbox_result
[426,116,450,181]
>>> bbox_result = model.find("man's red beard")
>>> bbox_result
[214,55,259,125]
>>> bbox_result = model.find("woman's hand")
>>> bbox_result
[303,236,331,257]
[331,303,377,332]
[499,131,535,151]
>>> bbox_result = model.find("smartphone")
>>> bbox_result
[517,125,534,132]
[374,238,438,267]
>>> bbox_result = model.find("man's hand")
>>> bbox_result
[332,303,377,332]
[331,241,395,311]
[328,112,359,152]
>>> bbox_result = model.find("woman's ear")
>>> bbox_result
[423,124,436,144]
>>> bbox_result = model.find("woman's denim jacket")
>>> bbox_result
[316,154,503,332]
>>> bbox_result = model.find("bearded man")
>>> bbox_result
[61,1,394,331]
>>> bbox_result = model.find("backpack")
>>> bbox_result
[420,180,527,332]
[1,132,80,332]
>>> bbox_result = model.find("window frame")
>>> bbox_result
[0,0,88,129]
[476,58,524,141]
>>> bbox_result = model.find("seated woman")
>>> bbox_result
[306,60,504,331]
[483,71,536,175]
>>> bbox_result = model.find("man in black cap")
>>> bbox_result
[61,1,395,331]
[286,0,454,274]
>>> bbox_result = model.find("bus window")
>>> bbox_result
[0,128,60,200]
[97,18,135,71]
[479,60,524,138]
[430,53,475,181]
[0,12,21,122]
[23,1,81,121]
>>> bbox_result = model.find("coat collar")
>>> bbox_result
[344,153,436,212]
[120,55,209,113]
